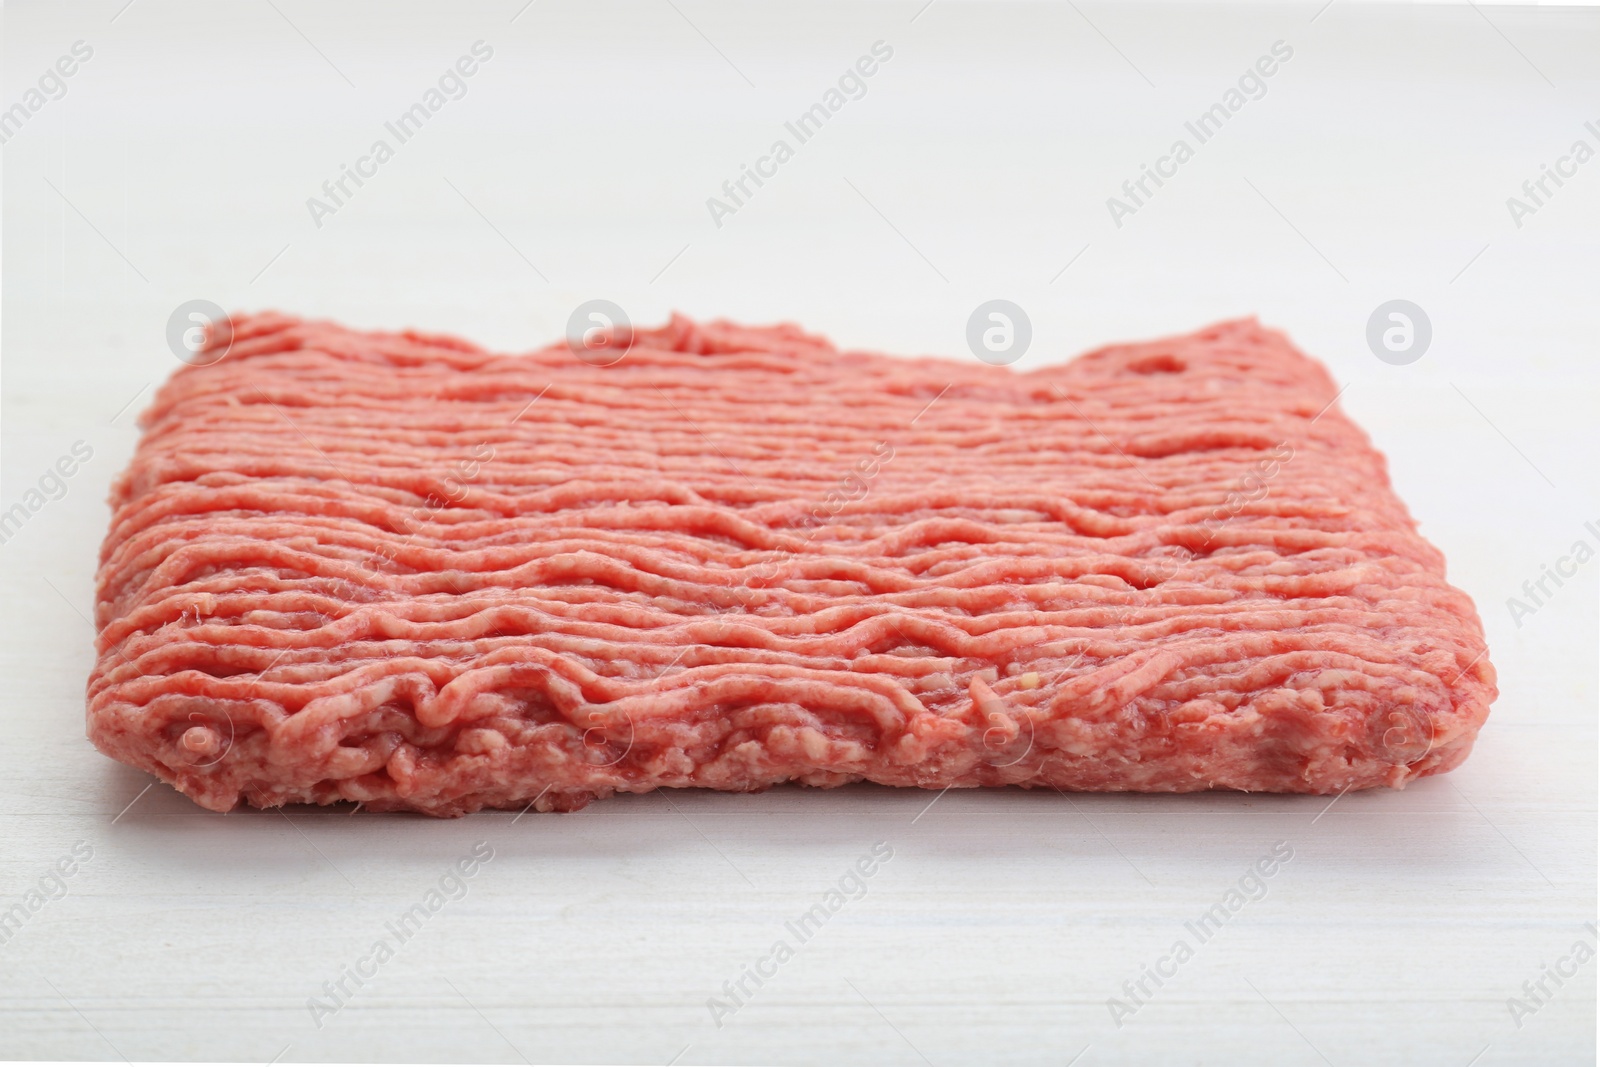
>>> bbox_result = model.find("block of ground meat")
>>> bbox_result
[86,313,1496,815]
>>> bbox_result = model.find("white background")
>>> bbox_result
[2,1,1596,1064]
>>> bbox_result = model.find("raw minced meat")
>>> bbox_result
[86,313,1496,816]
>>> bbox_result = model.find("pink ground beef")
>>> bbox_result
[87,314,1496,816]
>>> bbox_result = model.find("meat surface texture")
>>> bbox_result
[88,314,1496,816]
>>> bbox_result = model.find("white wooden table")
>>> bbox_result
[2,1,1595,1064]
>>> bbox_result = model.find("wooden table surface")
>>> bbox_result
[2,1,1595,1063]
